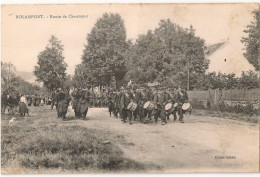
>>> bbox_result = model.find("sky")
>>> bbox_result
[2,3,258,75]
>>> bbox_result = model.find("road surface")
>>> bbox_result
[64,106,259,172]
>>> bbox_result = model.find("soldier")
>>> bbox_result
[120,86,133,124]
[72,88,81,118]
[117,87,124,120]
[132,86,141,121]
[79,89,91,119]
[112,89,120,118]
[62,88,71,120]
[146,86,154,120]
[56,88,65,118]
[163,88,173,121]
[137,87,148,123]
[174,86,189,123]
[107,90,113,117]
[152,88,167,125]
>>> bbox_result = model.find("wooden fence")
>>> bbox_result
[187,88,260,103]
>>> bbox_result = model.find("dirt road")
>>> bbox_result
[64,107,259,173]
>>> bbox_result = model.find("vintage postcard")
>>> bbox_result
[1,3,259,174]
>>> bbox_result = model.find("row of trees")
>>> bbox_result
[196,71,259,90]
[34,7,259,91]
[78,14,208,90]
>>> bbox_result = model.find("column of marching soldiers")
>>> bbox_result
[2,84,191,124]
[49,84,190,125]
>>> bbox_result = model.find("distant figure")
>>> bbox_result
[19,94,29,117]
[79,89,91,120]
[57,88,71,120]
[27,95,32,106]
[72,88,81,118]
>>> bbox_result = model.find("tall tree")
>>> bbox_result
[241,6,260,71]
[82,13,128,89]
[126,19,208,90]
[34,35,67,91]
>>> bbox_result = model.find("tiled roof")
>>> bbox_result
[205,42,226,56]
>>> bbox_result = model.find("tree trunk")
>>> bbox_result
[115,78,123,90]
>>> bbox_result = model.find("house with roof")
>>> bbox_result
[205,41,255,76]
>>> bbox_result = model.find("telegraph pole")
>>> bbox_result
[187,61,190,91]
[257,53,260,83]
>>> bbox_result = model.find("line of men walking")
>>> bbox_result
[107,85,189,125]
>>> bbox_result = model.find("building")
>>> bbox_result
[205,41,255,76]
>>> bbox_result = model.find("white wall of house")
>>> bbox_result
[207,42,255,76]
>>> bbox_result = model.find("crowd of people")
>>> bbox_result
[2,84,190,125]
[1,91,51,116]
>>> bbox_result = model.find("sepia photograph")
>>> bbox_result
[1,3,260,174]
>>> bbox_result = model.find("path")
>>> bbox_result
[65,106,259,172]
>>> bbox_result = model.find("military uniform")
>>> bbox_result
[120,90,133,124]
[173,89,188,122]
[57,90,65,118]
[152,91,167,124]
[79,90,91,119]
[117,90,124,120]
[132,90,142,121]
[72,89,81,117]
[163,90,173,120]
[113,91,120,117]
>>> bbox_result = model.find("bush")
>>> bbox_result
[218,102,259,116]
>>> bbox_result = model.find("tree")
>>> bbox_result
[238,70,259,89]
[125,30,166,84]
[72,64,90,88]
[64,74,73,89]
[241,6,260,71]
[126,19,208,90]
[81,13,128,89]
[1,62,42,94]
[34,35,67,91]
[1,62,16,93]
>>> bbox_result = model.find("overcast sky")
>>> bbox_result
[2,3,258,75]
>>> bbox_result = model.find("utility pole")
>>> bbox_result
[257,53,260,83]
[187,61,190,91]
